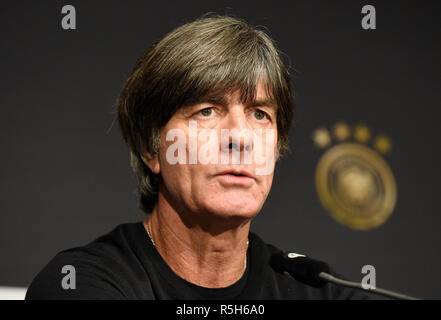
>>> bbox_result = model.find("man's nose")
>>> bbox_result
[225,106,249,130]
[222,106,253,153]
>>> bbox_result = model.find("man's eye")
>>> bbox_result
[253,110,267,120]
[199,108,213,117]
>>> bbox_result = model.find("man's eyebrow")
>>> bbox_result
[183,96,278,110]
[251,98,278,110]
[200,95,229,106]
[183,95,229,109]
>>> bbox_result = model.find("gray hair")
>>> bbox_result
[117,15,294,214]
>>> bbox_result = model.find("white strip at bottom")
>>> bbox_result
[0,286,27,300]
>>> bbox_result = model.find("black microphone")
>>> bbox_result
[270,251,330,288]
[269,250,421,300]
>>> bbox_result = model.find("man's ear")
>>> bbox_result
[141,152,160,175]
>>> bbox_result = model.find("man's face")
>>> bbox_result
[145,81,278,222]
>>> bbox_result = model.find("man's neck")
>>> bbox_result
[143,200,250,288]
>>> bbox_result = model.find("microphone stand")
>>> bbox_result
[318,272,421,300]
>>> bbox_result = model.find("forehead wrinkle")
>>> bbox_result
[179,76,279,112]
[202,89,279,113]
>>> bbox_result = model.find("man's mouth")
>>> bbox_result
[216,169,255,187]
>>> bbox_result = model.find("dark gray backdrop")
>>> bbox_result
[1,0,440,299]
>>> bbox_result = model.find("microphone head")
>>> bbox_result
[270,251,330,288]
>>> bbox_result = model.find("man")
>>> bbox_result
[26,15,366,299]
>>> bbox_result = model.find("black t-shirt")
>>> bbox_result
[25,222,370,300]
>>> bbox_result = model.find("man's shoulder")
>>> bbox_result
[25,222,152,300]
[47,222,142,269]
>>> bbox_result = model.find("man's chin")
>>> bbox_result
[204,202,260,221]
